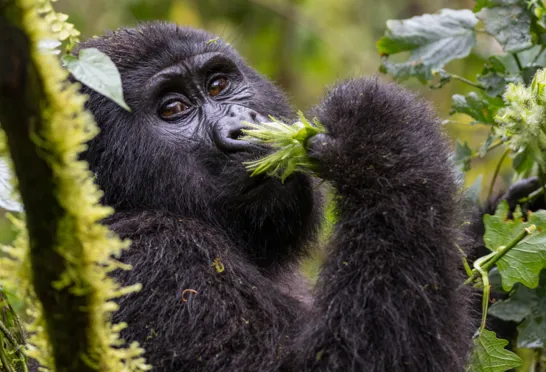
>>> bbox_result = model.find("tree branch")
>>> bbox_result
[0,7,97,372]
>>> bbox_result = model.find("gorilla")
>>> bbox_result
[74,22,473,371]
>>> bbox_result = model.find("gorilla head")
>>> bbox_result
[77,23,320,267]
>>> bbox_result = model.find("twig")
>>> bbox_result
[450,74,486,90]
[487,148,510,201]
[464,226,533,285]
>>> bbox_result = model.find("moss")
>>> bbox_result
[0,1,148,370]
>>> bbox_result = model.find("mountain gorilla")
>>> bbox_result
[74,22,473,371]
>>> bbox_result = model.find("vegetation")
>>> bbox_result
[2,0,546,371]
[0,0,146,370]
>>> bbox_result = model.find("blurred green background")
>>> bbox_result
[0,0,509,241]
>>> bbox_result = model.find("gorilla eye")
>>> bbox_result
[159,100,188,119]
[207,76,229,97]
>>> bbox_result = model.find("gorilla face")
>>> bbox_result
[78,23,319,265]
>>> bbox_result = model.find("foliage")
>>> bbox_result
[242,111,325,182]
[244,2,546,371]
[376,1,546,371]
[62,48,131,111]
[0,0,147,371]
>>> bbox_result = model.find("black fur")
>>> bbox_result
[74,22,473,371]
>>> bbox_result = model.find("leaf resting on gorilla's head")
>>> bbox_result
[241,111,325,182]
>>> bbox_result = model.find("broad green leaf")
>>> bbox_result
[477,66,522,98]
[511,148,535,176]
[455,141,473,172]
[450,92,503,124]
[477,5,532,53]
[62,48,131,111]
[478,71,507,98]
[517,45,546,68]
[470,329,522,372]
[377,9,478,81]
[474,0,520,12]
[496,231,546,290]
[484,204,546,290]
[517,301,546,348]
[488,54,520,75]
[489,285,536,322]
[516,279,546,348]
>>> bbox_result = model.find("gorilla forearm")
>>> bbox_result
[293,79,473,371]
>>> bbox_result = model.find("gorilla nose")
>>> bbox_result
[213,106,265,153]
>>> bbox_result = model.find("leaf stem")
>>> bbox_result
[487,148,510,201]
[450,74,485,90]
[475,254,491,333]
[464,226,533,285]
[471,140,504,159]
[514,53,523,71]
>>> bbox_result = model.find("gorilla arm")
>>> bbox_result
[289,79,474,371]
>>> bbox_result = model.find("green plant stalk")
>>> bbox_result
[449,73,485,90]
[469,250,497,334]
[464,226,532,286]
[487,148,510,201]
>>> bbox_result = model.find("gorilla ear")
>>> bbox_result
[64,48,131,111]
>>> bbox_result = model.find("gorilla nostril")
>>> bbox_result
[213,122,253,153]
[228,127,244,140]
[249,111,258,122]
[229,111,236,118]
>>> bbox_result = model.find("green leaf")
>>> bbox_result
[484,204,546,290]
[477,66,522,98]
[62,48,131,111]
[470,329,522,372]
[516,280,546,348]
[474,0,521,12]
[489,54,520,75]
[377,9,478,81]
[511,148,535,176]
[455,140,473,171]
[517,45,546,68]
[477,4,533,53]
[450,92,503,124]
[489,285,536,322]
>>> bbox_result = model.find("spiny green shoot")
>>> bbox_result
[241,111,326,182]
